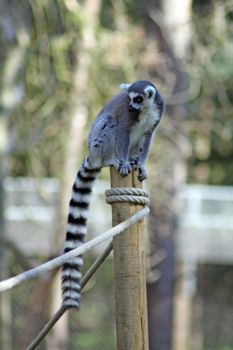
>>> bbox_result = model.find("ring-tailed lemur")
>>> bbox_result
[61,80,164,309]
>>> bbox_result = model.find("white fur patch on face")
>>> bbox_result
[129,91,140,99]
[144,85,156,98]
[129,91,144,110]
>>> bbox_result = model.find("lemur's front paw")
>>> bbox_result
[119,161,132,176]
[112,160,132,177]
[138,164,147,182]
[130,157,139,168]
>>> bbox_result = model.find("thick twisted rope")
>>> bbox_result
[0,208,149,294]
[105,187,150,205]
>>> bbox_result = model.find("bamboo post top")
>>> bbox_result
[110,167,149,350]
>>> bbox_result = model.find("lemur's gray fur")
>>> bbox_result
[61,80,164,309]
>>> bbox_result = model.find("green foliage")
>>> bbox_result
[1,0,232,186]
[4,0,82,176]
[72,330,115,349]
[187,2,233,185]
[1,0,147,178]
[204,347,233,350]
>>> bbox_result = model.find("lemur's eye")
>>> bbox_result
[133,96,143,104]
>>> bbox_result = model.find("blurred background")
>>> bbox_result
[0,0,233,349]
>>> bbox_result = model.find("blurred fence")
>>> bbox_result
[174,185,233,350]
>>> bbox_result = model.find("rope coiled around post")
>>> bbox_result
[105,187,150,206]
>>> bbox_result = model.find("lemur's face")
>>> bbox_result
[120,80,157,113]
[128,85,156,113]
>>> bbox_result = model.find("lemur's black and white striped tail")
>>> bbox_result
[61,159,101,309]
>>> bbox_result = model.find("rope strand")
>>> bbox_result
[105,187,149,205]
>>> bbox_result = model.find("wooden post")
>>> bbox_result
[110,167,149,350]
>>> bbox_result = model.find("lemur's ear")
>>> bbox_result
[119,83,132,92]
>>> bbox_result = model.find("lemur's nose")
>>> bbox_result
[128,104,138,112]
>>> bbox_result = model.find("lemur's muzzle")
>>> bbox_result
[128,104,138,112]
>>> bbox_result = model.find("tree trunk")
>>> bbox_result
[0,2,29,347]
[142,1,192,349]
[50,1,103,348]
[61,0,103,209]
